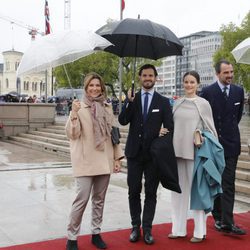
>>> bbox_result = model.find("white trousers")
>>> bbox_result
[67,175,110,240]
[171,159,207,238]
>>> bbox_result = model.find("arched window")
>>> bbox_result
[24,81,29,90]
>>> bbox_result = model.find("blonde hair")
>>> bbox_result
[83,72,106,97]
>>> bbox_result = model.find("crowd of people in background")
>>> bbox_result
[0,93,123,117]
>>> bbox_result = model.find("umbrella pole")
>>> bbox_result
[132,57,137,97]
[63,65,73,89]
[132,34,138,97]
[118,58,123,113]
[118,0,124,113]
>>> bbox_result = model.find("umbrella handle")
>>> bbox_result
[131,82,135,97]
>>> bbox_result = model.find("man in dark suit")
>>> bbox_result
[118,64,173,245]
[201,59,246,235]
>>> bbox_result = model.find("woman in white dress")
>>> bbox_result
[168,71,217,243]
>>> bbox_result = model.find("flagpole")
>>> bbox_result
[118,0,124,113]
[44,0,51,103]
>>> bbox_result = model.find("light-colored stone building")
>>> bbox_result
[0,50,53,99]
[155,56,176,97]
[156,31,222,97]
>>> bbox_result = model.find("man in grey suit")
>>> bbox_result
[118,64,173,245]
[201,59,246,235]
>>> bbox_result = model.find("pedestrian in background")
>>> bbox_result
[118,64,173,245]
[201,59,246,235]
[65,72,124,250]
[169,71,218,243]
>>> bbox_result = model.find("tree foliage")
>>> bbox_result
[214,11,250,91]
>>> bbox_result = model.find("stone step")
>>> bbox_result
[235,193,250,206]
[236,169,250,181]
[239,153,250,161]
[240,138,249,144]
[46,125,65,130]
[38,127,66,135]
[241,144,249,153]
[18,133,70,147]
[237,160,250,171]
[235,179,250,195]
[8,136,70,156]
[29,130,68,140]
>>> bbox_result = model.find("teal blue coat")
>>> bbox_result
[190,131,225,213]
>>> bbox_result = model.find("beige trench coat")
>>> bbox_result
[65,102,124,177]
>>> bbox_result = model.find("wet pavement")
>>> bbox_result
[0,115,249,247]
[0,140,174,247]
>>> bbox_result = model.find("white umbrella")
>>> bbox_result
[17,29,113,76]
[231,37,250,65]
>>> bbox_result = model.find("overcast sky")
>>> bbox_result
[0,0,249,62]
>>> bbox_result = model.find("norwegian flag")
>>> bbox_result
[45,0,50,35]
[122,0,125,11]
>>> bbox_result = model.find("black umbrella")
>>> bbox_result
[96,18,183,94]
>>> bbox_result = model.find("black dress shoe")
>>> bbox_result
[143,232,154,245]
[214,220,221,231]
[91,234,107,249]
[129,227,141,242]
[66,240,78,250]
[220,224,246,235]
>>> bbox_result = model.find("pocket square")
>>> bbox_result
[152,109,159,112]
[234,102,240,105]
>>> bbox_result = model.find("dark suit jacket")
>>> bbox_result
[200,82,244,157]
[150,132,181,193]
[118,90,173,158]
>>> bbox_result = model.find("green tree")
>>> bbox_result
[214,11,250,91]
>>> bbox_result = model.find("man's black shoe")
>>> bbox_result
[129,227,141,242]
[91,234,107,249]
[66,240,78,250]
[143,232,155,245]
[214,220,221,231]
[221,224,246,235]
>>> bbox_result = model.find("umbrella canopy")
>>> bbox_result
[231,37,250,65]
[96,18,183,60]
[17,29,112,76]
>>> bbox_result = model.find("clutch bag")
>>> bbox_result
[194,129,202,148]
[111,126,121,145]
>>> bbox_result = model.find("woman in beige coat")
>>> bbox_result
[65,72,124,250]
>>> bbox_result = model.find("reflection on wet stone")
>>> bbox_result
[53,175,75,189]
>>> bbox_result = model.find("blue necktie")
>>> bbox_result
[143,92,149,123]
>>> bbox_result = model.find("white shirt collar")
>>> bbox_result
[217,80,230,91]
[141,88,154,96]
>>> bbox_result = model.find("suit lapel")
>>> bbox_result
[135,91,143,120]
[228,84,235,103]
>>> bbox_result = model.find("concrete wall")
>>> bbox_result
[0,103,56,138]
